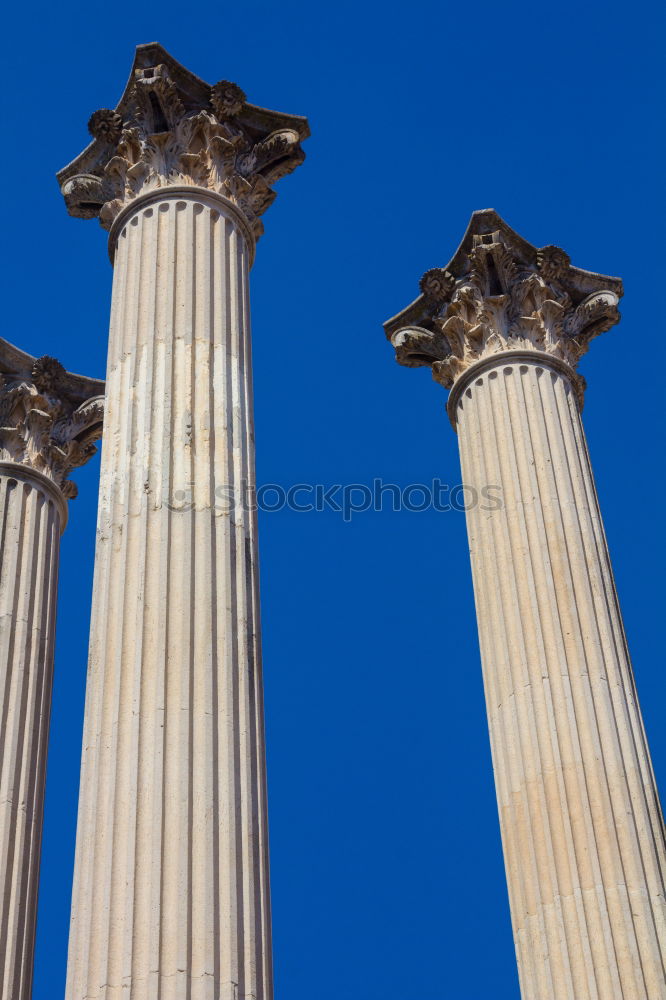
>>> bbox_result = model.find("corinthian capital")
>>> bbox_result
[0,339,104,498]
[384,210,623,393]
[57,43,310,240]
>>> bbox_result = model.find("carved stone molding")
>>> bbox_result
[57,43,310,241]
[0,338,105,498]
[384,210,623,394]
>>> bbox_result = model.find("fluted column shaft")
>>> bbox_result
[0,464,64,1000]
[65,191,271,1000]
[454,354,666,999]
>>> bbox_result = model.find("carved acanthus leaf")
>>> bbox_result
[58,45,309,240]
[384,212,623,394]
[0,350,105,498]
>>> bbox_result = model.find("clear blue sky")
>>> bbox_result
[2,1,664,998]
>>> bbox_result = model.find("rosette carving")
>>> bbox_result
[88,110,124,142]
[210,81,246,119]
[420,268,455,304]
[58,44,309,241]
[384,211,623,394]
[537,245,571,281]
[0,341,104,499]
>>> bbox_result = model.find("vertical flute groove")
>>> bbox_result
[0,474,62,1000]
[480,372,556,998]
[456,358,666,999]
[507,368,596,996]
[532,371,617,996]
[457,391,537,998]
[66,197,272,1000]
[539,371,635,994]
[493,368,576,994]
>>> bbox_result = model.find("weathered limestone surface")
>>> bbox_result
[58,44,308,1000]
[0,341,103,1000]
[385,211,666,999]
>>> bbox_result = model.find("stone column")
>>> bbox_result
[57,43,308,1000]
[385,211,666,999]
[0,339,103,1000]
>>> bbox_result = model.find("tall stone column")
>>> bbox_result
[0,339,103,1000]
[385,211,666,999]
[57,44,308,1000]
